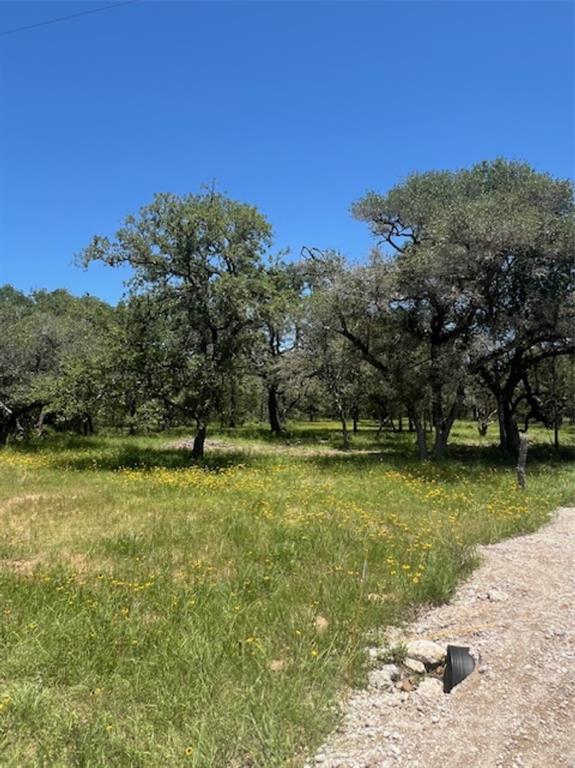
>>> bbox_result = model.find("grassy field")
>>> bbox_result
[0,422,573,766]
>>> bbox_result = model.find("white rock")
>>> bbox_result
[487,588,508,602]
[405,640,446,666]
[416,677,444,699]
[404,657,426,674]
[368,664,400,690]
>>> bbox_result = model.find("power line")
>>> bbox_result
[0,0,142,38]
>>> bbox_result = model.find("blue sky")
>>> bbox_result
[1,0,573,303]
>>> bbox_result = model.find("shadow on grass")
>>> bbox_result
[7,434,113,454]
[305,437,575,479]
[4,433,262,472]
[5,425,574,477]
[215,420,385,446]
[58,446,266,473]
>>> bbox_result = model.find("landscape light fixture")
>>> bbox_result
[443,645,475,693]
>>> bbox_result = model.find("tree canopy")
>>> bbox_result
[2,162,573,458]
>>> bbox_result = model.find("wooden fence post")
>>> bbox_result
[516,434,529,489]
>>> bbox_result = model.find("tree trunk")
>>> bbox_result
[497,394,520,456]
[478,420,489,437]
[82,413,94,436]
[476,407,496,437]
[36,410,46,438]
[0,401,14,447]
[128,399,137,435]
[267,384,282,434]
[407,406,428,460]
[352,404,359,434]
[192,422,207,459]
[228,381,238,428]
[0,421,10,447]
[429,337,444,454]
[340,414,350,449]
[415,422,428,459]
[431,385,464,460]
[334,395,350,449]
[432,432,448,460]
[552,364,559,452]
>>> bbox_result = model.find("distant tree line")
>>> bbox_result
[1,160,573,458]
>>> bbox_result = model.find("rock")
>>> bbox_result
[368,664,400,690]
[404,657,426,674]
[405,640,446,667]
[415,677,444,699]
[487,588,508,602]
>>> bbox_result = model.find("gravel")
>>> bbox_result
[307,507,575,768]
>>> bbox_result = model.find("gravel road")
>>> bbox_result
[309,507,575,768]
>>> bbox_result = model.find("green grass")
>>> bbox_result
[0,421,573,766]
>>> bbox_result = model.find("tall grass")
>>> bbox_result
[0,422,573,766]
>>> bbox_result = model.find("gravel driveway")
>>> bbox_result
[309,507,575,768]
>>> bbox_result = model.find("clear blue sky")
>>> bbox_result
[1,1,573,303]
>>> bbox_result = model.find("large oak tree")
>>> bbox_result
[353,159,575,456]
[81,190,273,457]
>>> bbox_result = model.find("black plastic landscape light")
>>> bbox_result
[443,645,475,693]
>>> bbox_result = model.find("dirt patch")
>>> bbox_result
[166,437,379,458]
[309,507,575,768]
[0,551,96,577]
[0,556,44,576]
[0,493,51,514]
[0,493,65,544]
